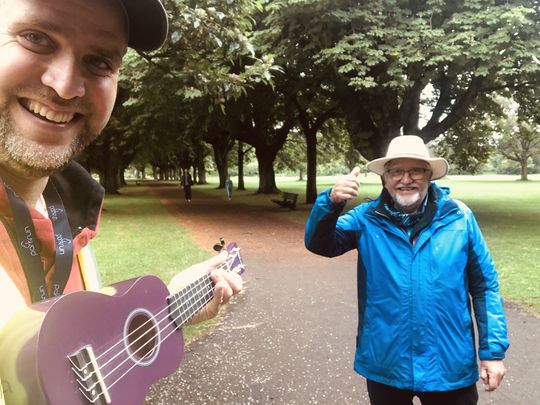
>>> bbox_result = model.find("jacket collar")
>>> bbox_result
[48,161,104,236]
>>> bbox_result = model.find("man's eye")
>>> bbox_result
[19,31,53,51]
[85,56,114,75]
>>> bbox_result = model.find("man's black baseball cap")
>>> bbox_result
[117,0,169,51]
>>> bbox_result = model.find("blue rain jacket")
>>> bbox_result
[305,183,508,392]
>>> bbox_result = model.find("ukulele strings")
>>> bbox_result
[94,251,235,365]
[70,275,216,401]
[70,250,240,400]
[102,250,242,389]
[105,277,217,392]
[93,257,231,371]
[103,251,243,398]
[71,268,222,400]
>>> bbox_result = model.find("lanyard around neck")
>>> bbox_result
[3,180,74,302]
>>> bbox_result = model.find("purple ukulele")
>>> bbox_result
[0,243,245,405]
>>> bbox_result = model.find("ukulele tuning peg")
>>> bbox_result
[213,237,225,252]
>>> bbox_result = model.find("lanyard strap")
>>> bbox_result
[3,180,74,302]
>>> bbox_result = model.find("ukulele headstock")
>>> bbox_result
[224,242,246,276]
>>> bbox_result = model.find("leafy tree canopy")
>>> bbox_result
[262,0,540,159]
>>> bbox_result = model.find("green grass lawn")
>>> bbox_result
[93,188,210,285]
[93,175,540,315]
[438,178,540,313]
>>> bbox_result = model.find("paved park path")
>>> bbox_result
[145,185,539,405]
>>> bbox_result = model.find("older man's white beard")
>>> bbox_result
[393,191,422,212]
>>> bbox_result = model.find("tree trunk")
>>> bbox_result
[136,165,146,179]
[119,167,126,187]
[237,141,246,191]
[291,96,338,204]
[305,130,318,204]
[256,148,279,193]
[96,145,123,194]
[213,144,228,188]
[234,88,294,194]
[100,165,121,194]
[197,162,207,184]
[520,157,529,180]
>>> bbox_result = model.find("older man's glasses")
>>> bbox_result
[384,168,431,180]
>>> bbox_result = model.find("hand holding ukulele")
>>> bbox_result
[0,244,245,405]
[168,250,243,324]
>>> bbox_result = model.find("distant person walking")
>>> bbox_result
[225,176,233,200]
[181,170,193,202]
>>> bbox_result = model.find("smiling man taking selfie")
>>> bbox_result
[0,1,242,403]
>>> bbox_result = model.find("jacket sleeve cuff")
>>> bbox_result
[478,349,506,361]
[319,188,347,212]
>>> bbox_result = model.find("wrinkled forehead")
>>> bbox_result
[0,0,129,51]
[384,158,431,170]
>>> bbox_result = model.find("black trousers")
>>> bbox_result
[183,185,192,201]
[367,380,478,405]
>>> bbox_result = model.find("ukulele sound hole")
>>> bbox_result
[124,309,160,365]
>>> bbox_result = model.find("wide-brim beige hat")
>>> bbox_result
[367,135,448,180]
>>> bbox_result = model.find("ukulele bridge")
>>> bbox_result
[69,345,111,404]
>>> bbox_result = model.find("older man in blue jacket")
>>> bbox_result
[305,135,508,405]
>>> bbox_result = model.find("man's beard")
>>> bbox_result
[392,190,422,212]
[0,106,96,178]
